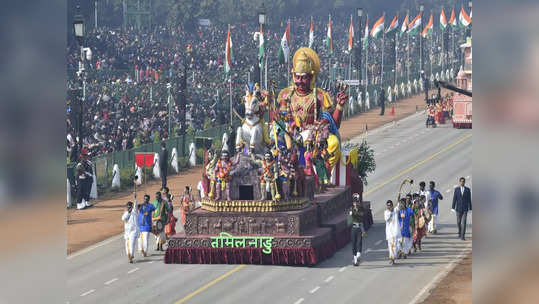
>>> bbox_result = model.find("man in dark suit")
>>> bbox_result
[159,142,168,189]
[452,177,472,240]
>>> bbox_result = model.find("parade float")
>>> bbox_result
[165,48,373,266]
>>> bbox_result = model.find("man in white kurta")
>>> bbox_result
[122,198,140,263]
[384,200,401,264]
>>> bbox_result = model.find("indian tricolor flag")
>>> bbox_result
[408,12,422,36]
[449,8,457,28]
[370,15,384,39]
[224,25,232,76]
[278,21,290,64]
[326,16,333,55]
[459,6,472,28]
[440,8,447,30]
[385,14,398,34]
[363,15,369,50]
[348,16,354,52]
[309,18,314,48]
[421,13,433,38]
[258,24,265,69]
[400,13,409,36]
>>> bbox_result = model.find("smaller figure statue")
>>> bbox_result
[278,148,292,201]
[313,140,329,193]
[251,151,280,201]
[214,150,237,201]
[205,149,219,200]
[303,140,317,183]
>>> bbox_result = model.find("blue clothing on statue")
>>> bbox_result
[398,207,413,238]
[138,203,156,232]
[297,146,306,166]
[320,112,340,139]
[429,190,442,215]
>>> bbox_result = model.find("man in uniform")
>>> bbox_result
[76,148,94,210]
[349,193,366,266]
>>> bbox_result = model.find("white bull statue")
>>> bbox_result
[236,83,267,155]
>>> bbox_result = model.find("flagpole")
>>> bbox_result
[260,24,263,88]
[452,14,455,74]
[407,10,410,85]
[430,11,433,78]
[349,14,353,114]
[381,12,385,90]
[365,14,368,104]
[328,14,332,90]
[229,73,233,126]
[394,19,398,89]
[287,19,290,86]
[442,7,445,73]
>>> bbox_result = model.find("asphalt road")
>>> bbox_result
[67,111,472,304]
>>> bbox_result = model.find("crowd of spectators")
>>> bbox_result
[66,14,449,160]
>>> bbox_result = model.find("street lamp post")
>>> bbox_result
[73,9,86,156]
[167,82,172,138]
[258,5,266,88]
[468,1,472,38]
[419,4,424,78]
[357,7,363,112]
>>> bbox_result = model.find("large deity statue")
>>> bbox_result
[277,47,348,171]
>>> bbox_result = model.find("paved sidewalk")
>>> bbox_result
[67,92,432,254]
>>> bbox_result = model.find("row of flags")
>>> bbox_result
[224,7,472,75]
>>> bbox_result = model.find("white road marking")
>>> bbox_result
[104,278,118,285]
[324,276,334,283]
[365,248,372,253]
[338,267,347,272]
[407,244,472,304]
[127,267,139,274]
[375,240,383,246]
[80,289,95,297]
[149,261,154,264]
[294,298,305,304]
[309,286,320,294]
[67,235,122,260]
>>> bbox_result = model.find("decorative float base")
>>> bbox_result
[165,186,373,266]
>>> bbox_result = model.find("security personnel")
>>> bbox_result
[349,193,366,266]
[76,148,94,210]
